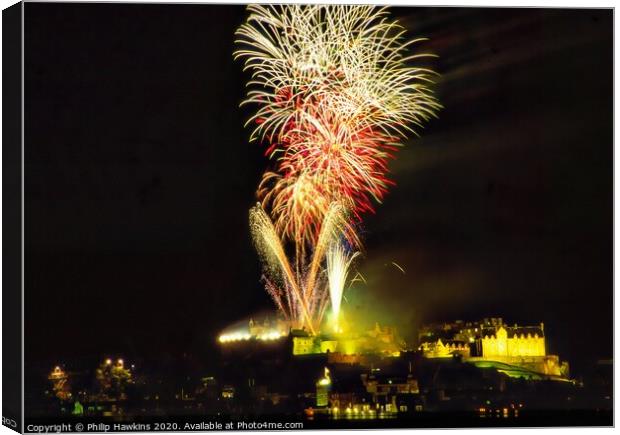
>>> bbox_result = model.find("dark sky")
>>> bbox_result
[24,4,612,374]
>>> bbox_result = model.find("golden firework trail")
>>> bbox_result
[326,240,360,333]
[236,5,440,251]
[249,204,315,332]
[250,202,352,333]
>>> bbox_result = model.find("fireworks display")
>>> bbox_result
[250,202,351,334]
[236,5,439,333]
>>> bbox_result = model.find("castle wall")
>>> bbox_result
[420,339,471,359]
[467,355,562,377]
[481,327,545,358]
[293,337,318,355]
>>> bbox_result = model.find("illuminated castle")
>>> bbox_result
[292,322,403,357]
[419,318,569,378]
[481,324,545,358]
[218,317,288,343]
[248,317,289,338]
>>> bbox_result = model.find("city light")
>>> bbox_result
[218,330,286,344]
[218,332,251,343]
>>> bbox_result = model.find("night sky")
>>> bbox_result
[25,4,612,374]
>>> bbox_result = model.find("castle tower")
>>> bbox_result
[496,326,508,356]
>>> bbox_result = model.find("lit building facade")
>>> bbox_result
[291,323,403,356]
[418,318,569,378]
[481,325,545,358]
[419,339,471,359]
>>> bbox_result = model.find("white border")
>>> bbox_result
[0,2,615,435]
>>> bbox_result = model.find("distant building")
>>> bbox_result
[248,317,289,338]
[419,339,471,359]
[292,331,317,355]
[292,322,403,356]
[327,352,364,365]
[361,369,420,414]
[480,324,545,358]
[418,318,569,378]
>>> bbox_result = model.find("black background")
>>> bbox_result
[4,2,24,429]
[25,4,612,376]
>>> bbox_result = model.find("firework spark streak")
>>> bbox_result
[326,241,360,332]
[237,5,439,331]
[250,203,352,333]
[249,204,315,333]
